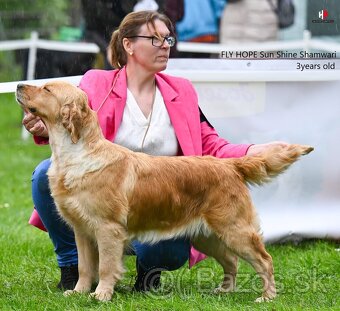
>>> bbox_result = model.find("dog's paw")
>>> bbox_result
[89,290,113,302]
[63,289,79,297]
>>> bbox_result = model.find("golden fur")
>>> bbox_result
[16,81,313,302]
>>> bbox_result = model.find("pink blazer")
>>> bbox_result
[30,67,251,267]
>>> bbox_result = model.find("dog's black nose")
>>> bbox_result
[17,83,25,90]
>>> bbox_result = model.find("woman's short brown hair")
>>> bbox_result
[107,11,174,69]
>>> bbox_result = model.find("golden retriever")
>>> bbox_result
[16,81,313,302]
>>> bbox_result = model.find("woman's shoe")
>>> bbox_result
[133,262,161,292]
[57,265,79,290]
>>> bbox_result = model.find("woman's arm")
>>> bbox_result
[200,109,288,158]
[200,109,252,158]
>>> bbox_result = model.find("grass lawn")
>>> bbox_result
[0,92,339,310]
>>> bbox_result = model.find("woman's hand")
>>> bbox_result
[246,141,289,156]
[22,111,48,138]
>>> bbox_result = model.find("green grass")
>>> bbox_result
[0,93,339,310]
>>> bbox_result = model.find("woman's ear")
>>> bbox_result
[122,38,133,55]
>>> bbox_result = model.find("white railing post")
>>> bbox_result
[21,120,30,140]
[26,31,38,80]
[303,30,311,54]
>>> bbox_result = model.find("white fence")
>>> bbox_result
[0,31,100,81]
[1,32,340,140]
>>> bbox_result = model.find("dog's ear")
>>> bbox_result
[61,102,82,144]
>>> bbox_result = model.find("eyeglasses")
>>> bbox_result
[126,35,176,47]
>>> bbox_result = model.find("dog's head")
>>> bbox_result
[16,81,89,143]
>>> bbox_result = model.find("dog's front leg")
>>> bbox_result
[90,222,127,301]
[64,228,98,296]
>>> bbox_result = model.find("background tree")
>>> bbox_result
[0,0,73,40]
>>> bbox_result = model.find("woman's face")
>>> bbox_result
[126,19,172,73]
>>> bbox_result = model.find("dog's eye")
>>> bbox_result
[29,107,37,113]
[44,87,51,93]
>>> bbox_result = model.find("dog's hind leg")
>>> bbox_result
[206,218,276,302]
[64,228,98,296]
[192,233,238,293]
[91,222,127,301]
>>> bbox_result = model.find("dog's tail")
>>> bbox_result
[235,144,313,186]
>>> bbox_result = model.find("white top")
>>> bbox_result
[114,86,178,156]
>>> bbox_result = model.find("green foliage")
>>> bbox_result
[0,93,339,310]
[0,1,75,83]
[0,51,22,82]
[0,0,70,39]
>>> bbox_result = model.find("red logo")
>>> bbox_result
[319,9,329,20]
[312,8,334,24]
